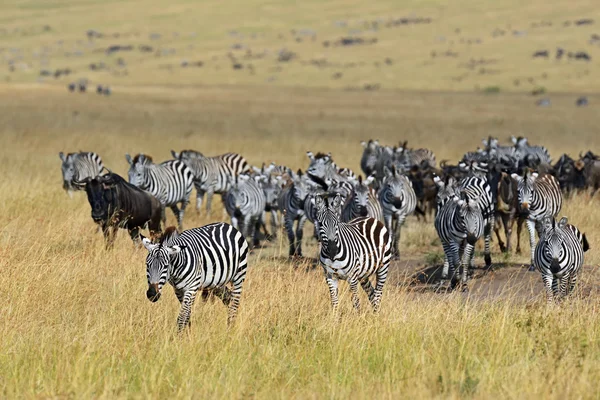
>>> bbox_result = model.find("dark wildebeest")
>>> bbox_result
[494,172,519,253]
[79,172,163,247]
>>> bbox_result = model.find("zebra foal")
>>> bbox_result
[315,193,392,312]
[141,223,250,330]
[534,217,589,303]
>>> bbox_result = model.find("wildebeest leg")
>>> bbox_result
[160,206,167,227]
[129,227,141,244]
[170,204,183,231]
[494,214,506,253]
[516,216,524,254]
[484,221,492,268]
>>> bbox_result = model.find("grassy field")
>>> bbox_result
[0,86,599,398]
[1,0,599,92]
[1,0,600,398]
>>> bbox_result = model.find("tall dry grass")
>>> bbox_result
[0,86,599,398]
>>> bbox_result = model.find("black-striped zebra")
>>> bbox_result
[256,172,283,239]
[511,136,552,164]
[306,151,356,187]
[341,176,383,222]
[434,193,485,291]
[141,224,249,330]
[171,150,250,215]
[360,140,381,178]
[278,170,312,257]
[315,193,392,312]
[534,217,589,303]
[395,142,436,169]
[126,153,194,230]
[378,166,417,258]
[59,151,104,197]
[224,174,266,248]
[511,170,562,270]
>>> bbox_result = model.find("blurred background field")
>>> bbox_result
[1,0,600,398]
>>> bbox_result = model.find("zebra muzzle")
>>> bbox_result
[146,283,161,302]
[550,258,561,275]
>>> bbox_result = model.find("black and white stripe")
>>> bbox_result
[141,224,249,330]
[306,151,355,187]
[126,153,194,230]
[511,170,562,269]
[171,150,250,215]
[224,174,266,248]
[278,170,312,257]
[534,217,589,303]
[434,193,485,290]
[341,176,383,222]
[378,166,417,258]
[315,193,392,312]
[511,136,552,164]
[59,151,104,196]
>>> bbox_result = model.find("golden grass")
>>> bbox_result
[1,86,600,398]
[1,0,599,92]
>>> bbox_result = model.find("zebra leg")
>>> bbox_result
[460,242,475,291]
[176,290,198,331]
[525,219,537,271]
[392,217,401,259]
[484,222,492,268]
[349,278,361,311]
[270,210,278,239]
[551,276,561,302]
[170,205,183,231]
[179,199,189,230]
[325,273,340,311]
[284,215,296,257]
[542,274,554,304]
[227,265,247,326]
[560,274,570,300]
[252,218,261,248]
[195,185,205,214]
[448,242,460,290]
[295,215,307,257]
[371,264,389,313]
[438,243,452,290]
[568,272,579,297]
[516,217,524,254]
[160,206,167,227]
[360,277,375,302]
[205,189,215,215]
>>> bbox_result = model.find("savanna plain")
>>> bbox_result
[2,0,600,398]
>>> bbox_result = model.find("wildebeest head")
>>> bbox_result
[82,174,117,222]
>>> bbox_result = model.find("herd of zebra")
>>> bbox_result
[59,135,592,329]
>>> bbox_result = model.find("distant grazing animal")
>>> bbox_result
[126,153,194,230]
[576,97,588,107]
[59,151,104,197]
[532,50,549,58]
[96,85,103,94]
[224,174,266,248]
[79,172,162,247]
[511,170,562,270]
[171,150,249,215]
[315,194,392,312]
[68,83,76,92]
[141,223,249,330]
[534,217,589,303]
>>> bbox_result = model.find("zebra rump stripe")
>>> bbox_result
[141,223,249,330]
[315,194,392,312]
[59,151,104,195]
[534,217,589,303]
[126,153,194,230]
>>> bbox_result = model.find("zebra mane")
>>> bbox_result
[133,154,153,164]
[314,152,331,160]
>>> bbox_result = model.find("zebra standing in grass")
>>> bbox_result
[534,217,589,303]
[341,176,383,222]
[59,151,104,197]
[434,192,485,291]
[511,136,552,164]
[306,151,356,189]
[126,153,193,230]
[141,224,249,330]
[378,166,417,258]
[224,174,266,248]
[278,170,312,257]
[315,193,392,312]
[511,170,562,270]
[255,171,283,240]
[171,150,250,215]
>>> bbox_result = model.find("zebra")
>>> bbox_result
[141,224,249,330]
[511,136,552,164]
[395,141,436,169]
[126,153,194,230]
[171,150,250,215]
[360,140,381,179]
[378,166,417,258]
[315,193,392,312]
[534,216,589,303]
[59,151,104,197]
[224,173,266,248]
[434,192,485,291]
[341,175,383,222]
[306,151,356,188]
[511,170,562,270]
[256,171,283,240]
[278,169,312,257]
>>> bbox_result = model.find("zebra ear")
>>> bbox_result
[171,150,180,159]
[531,172,539,180]
[307,151,314,161]
[558,217,568,228]
[125,153,133,165]
[482,139,488,146]
[140,235,158,251]
[364,175,376,186]
[510,173,521,182]
[59,152,66,162]
[167,245,186,255]
[315,195,326,210]
[510,135,517,145]
[332,193,343,209]
[361,141,368,148]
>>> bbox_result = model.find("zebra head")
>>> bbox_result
[455,194,484,245]
[511,170,538,215]
[59,152,77,192]
[141,230,186,302]
[433,175,459,207]
[292,170,311,202]
[306,151,334,184]
[382,166,410,209]
[259,175,282,211]
[351,176,375,217]
[126,153,152,188]
[315,193,344,260]
[538,217,569,274]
